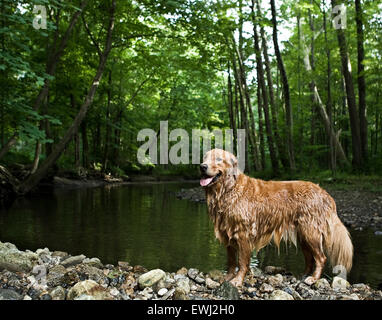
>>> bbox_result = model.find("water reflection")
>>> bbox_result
[0,182,381,288]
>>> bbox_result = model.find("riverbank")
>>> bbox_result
[0,241,381,300]
[176,186,382,231]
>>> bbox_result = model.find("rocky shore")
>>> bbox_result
[176,186,382,231]
[0,241,381,300]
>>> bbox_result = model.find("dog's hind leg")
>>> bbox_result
[224,246,237,282]
[298,227,327,284]
[300,239,314,276]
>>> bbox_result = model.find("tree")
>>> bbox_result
[331,0,362,169]
[355,0,368,163]
[251,0,279,174]
[17,0,116,195]
[270,0,296,172]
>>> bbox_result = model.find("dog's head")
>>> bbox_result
[200,149,240,188]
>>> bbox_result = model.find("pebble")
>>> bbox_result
[268,290,294,300]
[157,288,168,296]
[205,278,220,290]
[260,283,274,293]
[60,255,86,268]
[138,269,166,289]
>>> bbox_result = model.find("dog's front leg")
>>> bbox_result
[230,242,251,287]
[224,246,237,282]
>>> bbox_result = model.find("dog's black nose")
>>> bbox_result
[200,164,208,172]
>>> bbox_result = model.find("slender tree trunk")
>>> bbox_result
[17,0,116,195]
[30,141,42,175]
[232,57,250,172]
[257,81,266,170]
[103,69,112,172]
[332,0,362,169]
[70,94,81,169]
[257,0,288,170]
[323,4,336,172]
[355,0,368,163]
[270,0,295,172]
[81,120,89,168]
[234,80,240,134]
[251,1,279,174]
[0,133,18,160]
[227,66,237,153]
[309,4,316,149]
[374,113,382,155]
[232,39,261,172]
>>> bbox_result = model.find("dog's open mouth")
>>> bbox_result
[200,172,222,187]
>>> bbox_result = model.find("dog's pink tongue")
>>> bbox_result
[200,177,213,187]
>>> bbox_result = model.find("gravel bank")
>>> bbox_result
[0,241,381,300]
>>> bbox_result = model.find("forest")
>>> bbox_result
[1,0,382,196]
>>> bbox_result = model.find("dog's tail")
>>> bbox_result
[325,214,353,273]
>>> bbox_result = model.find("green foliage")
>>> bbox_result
[1,0,381,181]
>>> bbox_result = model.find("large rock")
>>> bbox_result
[0,242,38,272]
[67,280,113,300]
[176,278,190,295]
[268,290,294,300]
[208,270,224,282]
[264,266,286,275]
[332,276,351,290]
[214,281,240,300]
[60,255,86,268]
[0,288,23,300]
[314,278,331,290]
[50,286,66,300]
[138,269,166,289]
[260,283,274,293]
[47,265,67,287]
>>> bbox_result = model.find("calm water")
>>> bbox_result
[0,182,381,288]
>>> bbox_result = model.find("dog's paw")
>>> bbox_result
[224,273,235,282]
[230,277,243,287]
[303,276,317,286]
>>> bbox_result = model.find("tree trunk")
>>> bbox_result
[251,1,279,174]
[323,4,336,172]
[257,0,288,170]
[257,81,266,170]
[33,1,88,113]
[355,0,368,163]
[301,24,349,166]
[227,66,237,154]
[103,69,112,172]
[30,141,42,175]
[269,0,295,172]
[17,0,116,195]
[0,133,18,160]
[232,38,261,172]
[332,0,362,169]
[70,94,81,169]
[81,120,89,168]
[0,1,88,160]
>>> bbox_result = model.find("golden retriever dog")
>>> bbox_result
[200,149,353,287]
